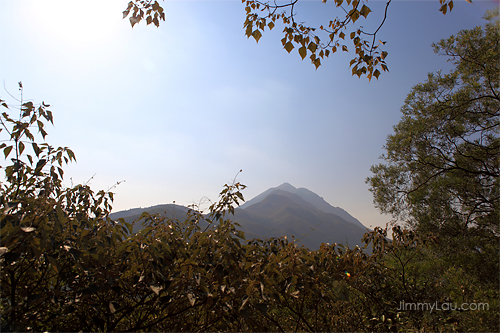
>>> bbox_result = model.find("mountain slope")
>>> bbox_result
[241,183,365,228]
[236,192,368,249]
[109,183,369,250]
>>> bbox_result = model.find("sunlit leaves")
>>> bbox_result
[439,0,457,14]
[120,0,394,79]
[123,0,165,28]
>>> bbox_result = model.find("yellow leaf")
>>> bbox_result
[252,30,262,43]
[439,4,447,14]
[360,5,372,18]
[129,16,139,27]
[187,293,196,306]
[150,285,163,295]
[313,58,321,69]
[21,226,35,233]
[307,42,317,53]
[298,46,307,60]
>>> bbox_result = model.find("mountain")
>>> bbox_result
[240,183,365,228]
[110,204,193,233]
[109,183,369,250]
[233,190,368,250]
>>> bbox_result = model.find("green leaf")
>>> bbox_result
[35,159,47,173]
[32,143,41,157]
[47,256,60,273]
[18,141,25,155]
[298,46,307,60]
[66,148,76,162]
[3,145,13,158]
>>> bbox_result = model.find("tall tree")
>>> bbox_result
[366,9,499,282]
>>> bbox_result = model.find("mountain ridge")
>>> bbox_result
[109,183,369,250]
[241,183,365,228]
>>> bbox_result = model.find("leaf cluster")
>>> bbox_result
[121,0,471,79]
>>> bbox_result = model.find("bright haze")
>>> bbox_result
[1,0,497,228]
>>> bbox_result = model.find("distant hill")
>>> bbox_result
[109,183,369,250]
[240,183,365,228]
[109,204,193,233]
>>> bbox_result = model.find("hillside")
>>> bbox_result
[110,183,369,249]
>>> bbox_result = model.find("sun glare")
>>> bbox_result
[28,0,122,49]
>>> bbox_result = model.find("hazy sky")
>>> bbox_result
[1,0,498,228]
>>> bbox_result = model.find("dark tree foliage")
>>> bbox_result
[1,79,498,331]
[367,9,499,330]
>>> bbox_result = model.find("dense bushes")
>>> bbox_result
[1,91,498,332]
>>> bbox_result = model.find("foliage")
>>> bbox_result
[122,0,469,79]
[1,84,498,332]
[366,10,499,331]
[366,8,499,245]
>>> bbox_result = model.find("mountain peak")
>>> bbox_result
[275,183,297,192]
[240,183,365,228]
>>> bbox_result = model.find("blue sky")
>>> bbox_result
[1,0,498,228]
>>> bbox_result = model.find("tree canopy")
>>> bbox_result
[367,9,499,234]
[122,0,470,79]
[367,7,499,297]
